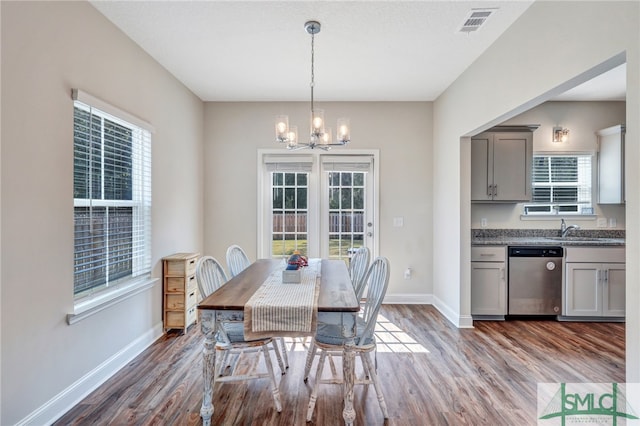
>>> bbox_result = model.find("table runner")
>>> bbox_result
[244,259,321,340]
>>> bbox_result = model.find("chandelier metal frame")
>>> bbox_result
[275,20,350,150]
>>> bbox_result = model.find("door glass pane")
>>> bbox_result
[327,171,366,261]
[271,172,308,258]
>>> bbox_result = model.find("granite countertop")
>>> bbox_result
[472,229,625,247]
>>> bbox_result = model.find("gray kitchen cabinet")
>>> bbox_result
[564,247,625,318]
[471,246,507,318]
[471,126,535,202]
[597,124,625,204]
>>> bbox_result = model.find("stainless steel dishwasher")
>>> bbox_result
[508,246,563,315]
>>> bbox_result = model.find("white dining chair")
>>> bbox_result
[304,256,390,422]
[195,255,284,412]
[225,244,251,278]
[226,244,289,370]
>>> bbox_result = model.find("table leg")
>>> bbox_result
[342,312,357,425]
[200,310,217,426]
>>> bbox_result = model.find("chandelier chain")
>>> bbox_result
[310,31,315,112]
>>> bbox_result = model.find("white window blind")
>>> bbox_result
[263,154,314,172]
[320,154,373,172]
[73,91,152,298]
[525,154,592,214]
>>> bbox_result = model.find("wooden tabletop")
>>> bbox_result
[198,259,360,313]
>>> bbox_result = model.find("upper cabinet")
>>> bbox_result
[471,126,536,202]
[597,124,625,204]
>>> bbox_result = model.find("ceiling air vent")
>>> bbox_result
[458,8,497,33]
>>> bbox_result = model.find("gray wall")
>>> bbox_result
[203,102,433,300]
[433,1,639,377]
[1,2,203,424]
[472,101,626,229]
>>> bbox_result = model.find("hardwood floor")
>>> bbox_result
[54,305,624,425]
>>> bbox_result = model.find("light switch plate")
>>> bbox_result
[393,217,404,227]
[609,217,617,228]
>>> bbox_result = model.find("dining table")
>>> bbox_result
[197,258,361,425]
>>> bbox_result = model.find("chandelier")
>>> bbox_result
[275,20,350,150]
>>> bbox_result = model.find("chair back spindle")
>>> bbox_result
[358,256,390,347]
[349,246,370,300]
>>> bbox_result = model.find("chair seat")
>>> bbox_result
[220,322,263,343]
[314,317,374,346]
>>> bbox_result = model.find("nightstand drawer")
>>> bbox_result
[166,294,185,310]
[166,276,187,293]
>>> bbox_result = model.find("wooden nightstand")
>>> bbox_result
[162,253,199,333]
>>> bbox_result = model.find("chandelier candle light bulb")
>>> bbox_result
[287,126,298,148]
[275,20,351,150]
[311,110,324,134]
[275,115,289,142]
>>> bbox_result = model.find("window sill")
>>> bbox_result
[67,276,159,325]
[520,214,596,221]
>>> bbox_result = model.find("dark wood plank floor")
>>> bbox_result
[54,305,624,425]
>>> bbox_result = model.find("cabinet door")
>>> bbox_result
[565,263,600,316]
[471,261,506,315]
[602,263,625,317]
[597,125,625,204]
[492,132,532,201]
[470,135,491,201]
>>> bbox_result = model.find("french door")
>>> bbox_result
[259,151,378,262]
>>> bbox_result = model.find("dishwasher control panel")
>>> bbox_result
[509,246,563,257]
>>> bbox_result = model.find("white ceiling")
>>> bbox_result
[90,1,626,103]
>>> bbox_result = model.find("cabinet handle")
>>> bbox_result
[501,268,505,279]
[479,253,495,257]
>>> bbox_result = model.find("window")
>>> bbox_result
[73,91,152,299]
[524,154,592,215]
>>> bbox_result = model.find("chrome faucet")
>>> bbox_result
[560,218,580,237]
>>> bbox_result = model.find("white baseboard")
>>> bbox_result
[383,293,474,328]
[383,293,433,304]
[17,322,164,426]
[431,295,474,328]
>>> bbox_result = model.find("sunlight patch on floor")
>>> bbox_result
[374,314,429,353]
[284,313,429,353]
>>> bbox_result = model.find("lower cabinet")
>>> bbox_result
[564,247,625,319]
[471,246,507,318]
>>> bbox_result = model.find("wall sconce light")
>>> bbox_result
[553,126,569,143]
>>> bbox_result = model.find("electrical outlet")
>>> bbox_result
[404,268,412,280]
[609,217,617,228]
[393,217,404,227]
[597,218,607,227]
[481,218,488,228]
